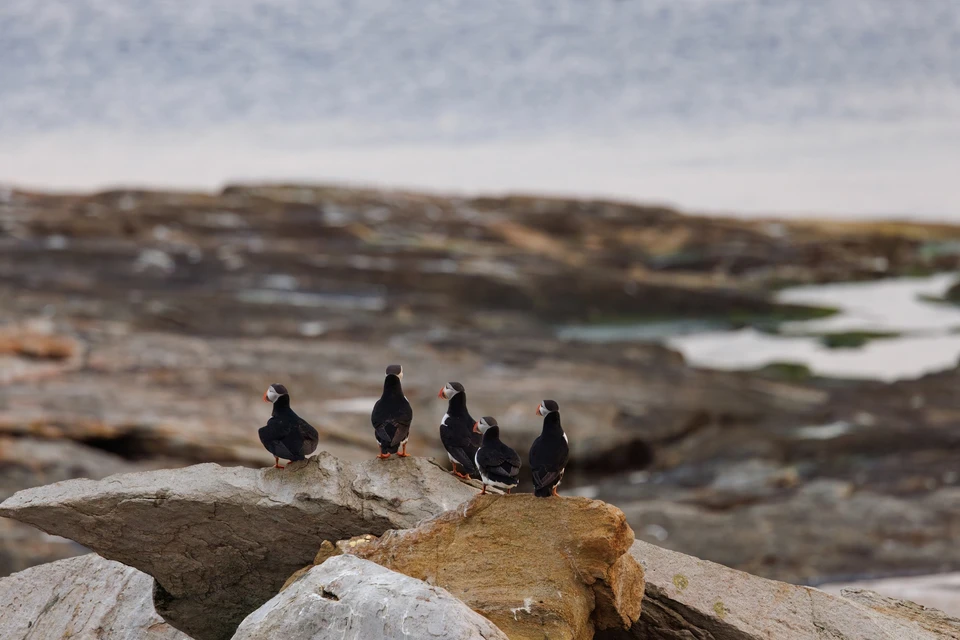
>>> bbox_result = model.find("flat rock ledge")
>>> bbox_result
[0,553,189,640]
[624,539,960,640]
[0,453,479,640]
[234,555,510,640]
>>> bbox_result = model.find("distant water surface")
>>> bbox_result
[1,1,960,217]
[668,274,960,381]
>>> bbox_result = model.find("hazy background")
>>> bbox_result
[2,0,960,217]
[3,0,960,619]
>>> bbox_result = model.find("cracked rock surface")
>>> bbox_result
[233,554,509,640]
[347,493,644,640]
[0,453,478,640]
[615,539,960,640]
[0,553,190,640]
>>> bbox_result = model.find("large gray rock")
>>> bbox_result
[0,453,479,640]
[232,555,509,640]
[616,539,960,640]
[0,553,189,640]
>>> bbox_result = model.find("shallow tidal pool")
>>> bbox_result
[668,273,960,381]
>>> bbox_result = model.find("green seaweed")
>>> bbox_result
[818,331,900,350]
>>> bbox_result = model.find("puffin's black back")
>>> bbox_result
[259,395,320,461]
[529,412,569,497]
[440,387,480,474]
[371,374,413,454]
[475,425,522,486]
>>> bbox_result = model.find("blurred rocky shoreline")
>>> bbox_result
[2,184,959,588]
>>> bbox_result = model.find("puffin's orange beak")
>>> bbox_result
[535,404,541,416]
[472,421,480,433]
[438,388,445,399]
[263,392,269,402]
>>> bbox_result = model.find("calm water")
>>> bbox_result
[668,273,960,381]
[2,1,960,216]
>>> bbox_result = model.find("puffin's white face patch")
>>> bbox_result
[266,386,280,403]
[397,369,403,381]
[442,385,456,399]
[538,402,549,417]
[477,419,491,434]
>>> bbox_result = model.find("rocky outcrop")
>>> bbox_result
[0,553,189,640]
[617,481,960,585]
[345,494,644,640]
[841,588,960,638]
[0,435,161,577]
[822,572,960,617]
[0,454,479,640]
[619,539,959,640]
[234,555,509,640]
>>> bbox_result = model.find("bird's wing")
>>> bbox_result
[441,417,475,448]
[447,446,477,471]
[374,421,395,446]
[531,467,564,489]
[478,444,521,477]
[372,398,412,447]
[296,417,320,455]
[258,416,288,444]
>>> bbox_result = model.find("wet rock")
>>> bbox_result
[0,453,479,640]
[618,539,958,640]
[0,553,189,640]
[348,494,644,640]
[234,555,509,640]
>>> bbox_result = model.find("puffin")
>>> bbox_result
[438,381,481,478]
[259,383,320,469]
[371,364,413,459]
[529,399,569,497]
[473,416,521,495]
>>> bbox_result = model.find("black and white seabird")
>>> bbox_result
[529,399,569,497]
[438,381,481,478]
[473,416,521,495]
[371,364,413,459]
[259,383,320,469]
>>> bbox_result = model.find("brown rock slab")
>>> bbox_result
[0,453,479,640]
[348,493,644,640]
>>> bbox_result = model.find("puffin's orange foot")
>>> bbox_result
[273,457,285,470]
[506,488,512,495]
[377,453,391,459]
[454,471,471,479]
[480,485,487,495]
[551,486,559,497]
[397,444,409,457]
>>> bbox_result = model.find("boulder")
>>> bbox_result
[347,493,644,640]
[0,453,479,640]
[0,553,189,640]
[233,555,509,640]
[0,435,162,578]
[618,539,960,640]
